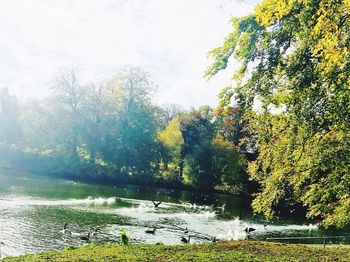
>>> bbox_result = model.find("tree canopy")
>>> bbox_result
[206,0,350,228]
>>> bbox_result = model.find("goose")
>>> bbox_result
[212,237,217,243]
[60,223,71,234]
[184,227,188,234]
[181,235,191,244]
[91,227,101,237]
[152,201,162,208]
[244,227,256,233]
[79,232,90,242]
[145,228,156,234]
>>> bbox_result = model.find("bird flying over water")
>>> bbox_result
[152,201,162,208]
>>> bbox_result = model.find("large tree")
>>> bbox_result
[206,0,350,228]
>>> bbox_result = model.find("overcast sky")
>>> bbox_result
[0,0,259,108]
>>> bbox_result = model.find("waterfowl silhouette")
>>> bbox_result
[79,232,90,242]
[184,227,188,234]
[91,227,101,237]
[244,227,256,233]
[60,223,71,234]
[145,228,156,234]
[152,201,162,208]
[181,235,191,244]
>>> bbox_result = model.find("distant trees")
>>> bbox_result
[1,66,247,193]
[158,106,247,192]
[0,88,21,145]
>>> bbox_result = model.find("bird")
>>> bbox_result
[218,204,226,211]
[184,227,188,234]
[152,201,162,208]
[91,227,101,237]
[212,237,218,243]
[79,232,90,242]
[60,223,71,234]
[244,227,256,233]
[181,235,191,244]
[145,228,156,234]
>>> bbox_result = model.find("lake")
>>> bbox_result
[0,170,335,258]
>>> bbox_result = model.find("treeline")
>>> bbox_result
[0,67,250,193]
[205,0,350,228]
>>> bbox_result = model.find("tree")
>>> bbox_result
[0,88,21,145]
[100,67,160,178]
[178,106,216,190]
[206,0,350,227]
[212,134,247,194]
[158,117,184,181]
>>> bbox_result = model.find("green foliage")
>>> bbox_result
[212,135,246,194]
[158,117,184,181]
[158,106,247,192]
[1,66,247,195]
[207,0,350,227]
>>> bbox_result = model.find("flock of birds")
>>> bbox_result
[0,198,268,258]
[57,200,270,245]
[142,200,268,244]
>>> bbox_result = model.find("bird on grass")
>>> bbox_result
[145,228,156,234]
[181,235,191,244]
[152,201,162,208]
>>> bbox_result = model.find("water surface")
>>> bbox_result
[0,170,332,258]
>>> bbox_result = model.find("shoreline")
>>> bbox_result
[3,241,350,261]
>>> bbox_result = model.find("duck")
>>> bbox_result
[152,201,162,208]
[244,227,256,233]
[79,232,90,242]
[145,228,156,234]
[181,235,191,244]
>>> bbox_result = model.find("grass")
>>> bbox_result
[3,241,350,262]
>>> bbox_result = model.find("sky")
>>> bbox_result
[0,0,259,109]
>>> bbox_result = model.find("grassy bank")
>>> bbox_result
[3,241,350,262]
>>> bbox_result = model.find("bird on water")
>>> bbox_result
[79,232,90,242]
[145,228,156,234]
[152,201,162,208]
[244,227,256,233]
[181,235,191,244]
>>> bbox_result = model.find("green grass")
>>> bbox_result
[3,241,350,262]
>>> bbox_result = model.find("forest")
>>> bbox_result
[0,67,248,195]
[1,0,350,232]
